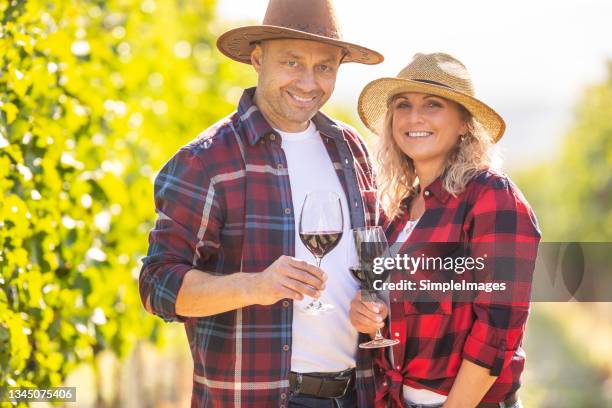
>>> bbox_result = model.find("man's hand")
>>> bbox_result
[349,291,388,335]
[251,255,327,305]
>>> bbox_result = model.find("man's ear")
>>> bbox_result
[250,43,263,73]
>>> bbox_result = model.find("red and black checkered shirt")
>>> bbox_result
[139,88,380,407]
[375,169,541,407]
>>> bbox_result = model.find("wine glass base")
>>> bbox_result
[300,302,335,315]
[359,338,400,349]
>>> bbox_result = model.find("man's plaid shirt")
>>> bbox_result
[139,88,379,407]
[375,170,541,407]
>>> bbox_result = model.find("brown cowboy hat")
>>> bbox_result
[216,0,383,65]
[358,53,506,142]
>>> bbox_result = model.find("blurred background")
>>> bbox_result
[0,0,610,406]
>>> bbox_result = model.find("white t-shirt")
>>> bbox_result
[276,121,360,373]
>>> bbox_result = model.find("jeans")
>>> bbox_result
[288,388,357,408]
[403,399,523,408]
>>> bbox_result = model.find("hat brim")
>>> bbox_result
[358,78,505,142]
[216,25,384,65]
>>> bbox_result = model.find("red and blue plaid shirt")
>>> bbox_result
[139,88,380,407]
[376,169,541,407]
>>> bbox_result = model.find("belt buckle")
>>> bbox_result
[294,372,303,394]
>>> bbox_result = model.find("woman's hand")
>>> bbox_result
[349,291,388,336]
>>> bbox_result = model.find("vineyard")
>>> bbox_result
[0,0,253,403]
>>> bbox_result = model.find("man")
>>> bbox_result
[139,1,384,406]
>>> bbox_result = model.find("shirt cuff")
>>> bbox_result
[149,263,192,323]
[462,333,508,376]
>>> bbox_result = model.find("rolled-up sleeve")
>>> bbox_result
[462,176,541,375]
[139,148,223,322]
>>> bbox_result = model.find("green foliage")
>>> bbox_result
[513,62,612,241]
[0,0,254,395]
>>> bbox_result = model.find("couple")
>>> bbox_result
[139,0,541,407]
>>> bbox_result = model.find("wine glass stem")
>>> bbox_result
[374,328,384,341]
[309,256,323,308]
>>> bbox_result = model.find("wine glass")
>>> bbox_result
[298,191,343,315]
[352,226,399,348]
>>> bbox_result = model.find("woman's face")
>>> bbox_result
[391,92,468,168]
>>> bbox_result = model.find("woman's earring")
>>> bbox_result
[460,134,467,143]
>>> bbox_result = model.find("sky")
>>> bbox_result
[216,0,612,169]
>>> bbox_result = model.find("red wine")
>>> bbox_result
[349,266,367,288]
[299,231,343,258]
[350,265,389,290]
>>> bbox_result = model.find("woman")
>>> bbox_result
[349,53,541,408]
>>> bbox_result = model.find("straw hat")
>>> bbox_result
[216,0,383,65]
[358,53,505,142]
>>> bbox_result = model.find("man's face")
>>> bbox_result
[251,39,344,132]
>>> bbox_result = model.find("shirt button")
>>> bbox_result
[424,190,431,197]
[269,134,276,141]
[282,344,290,352]
[383,382,388,387]
[396,365,401,370]
[354,200,358,207]
[277,163,284,169]
[282,300,289,307]
[284,208,291,215]
[344,158,349,165]
[280,392,287,400]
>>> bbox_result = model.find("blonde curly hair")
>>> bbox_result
[375,94,500,219]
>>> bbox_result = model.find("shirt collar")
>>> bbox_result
[237,87,343,145]
[423,175,452,203]
[401,173,452,207]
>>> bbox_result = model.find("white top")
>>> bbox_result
[277,122,360,373]
[403,386,447,405]
[395,218,420,244]
[392,217,447,405]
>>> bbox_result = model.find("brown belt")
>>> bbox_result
[476,392,519,408]
[288,368,355,399]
